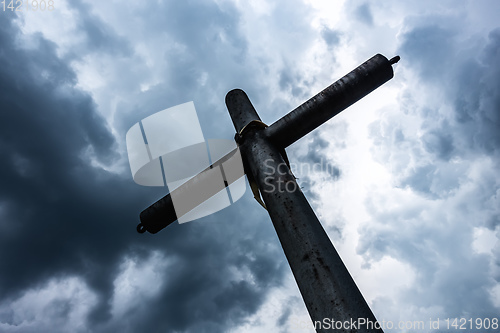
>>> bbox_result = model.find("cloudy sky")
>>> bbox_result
[1,0,499,332]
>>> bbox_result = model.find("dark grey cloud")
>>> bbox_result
[400,25,500,189]
[98,209,286,333]
[354,3,374,26]
[278,69,306,98]
[284,128,345,245]
[421,128,455,160]
[291,131,341,201]
[369,21,500,197]
[1,10,124,318]
[399,22,500,158]
[72,0,132,57]
[452,29,500,155]
[359,195,499,320]
[108,0,255,142]
[399,24,456,80]
[400,164,437,197]
[0,8,289,333]
[11,0,499,331]
[321,27,341,48]
[361,11,500,326]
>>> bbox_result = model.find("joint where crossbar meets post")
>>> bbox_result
[139,53,401,333]
[224,54,399,332]
[227,92,384,333]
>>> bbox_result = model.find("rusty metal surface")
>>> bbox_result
[139,54,398,331]
[225,89,262,133]
[266,54,395,149]
[138,147,243,234]
[227,87,386,332]
[138,54,397,235]
[138,190,177,234]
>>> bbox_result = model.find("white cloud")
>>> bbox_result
[0,277,97,333]
[110,251,173,318]
[473,227,498,255]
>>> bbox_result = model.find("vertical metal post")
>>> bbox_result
[139,53,400,332]
[227,90,383,333]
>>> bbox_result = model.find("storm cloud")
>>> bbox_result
[1,0,499,332]
[0,7,291,333]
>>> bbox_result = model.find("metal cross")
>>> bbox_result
[137,54,400,333]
